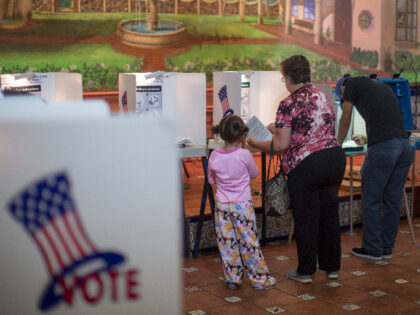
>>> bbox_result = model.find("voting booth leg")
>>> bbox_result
[403,190,418,245]
[411,150,416,223]
[192,156,215,259]
[181,160,190,258]
[261,152,267,245]
[183,161,190,178]
[206,158,216,215]
[193,177,208,258]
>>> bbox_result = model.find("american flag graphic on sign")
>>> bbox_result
[8,171,125,311]
[218,85,234,116]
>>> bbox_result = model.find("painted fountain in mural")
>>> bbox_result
[117,0,187,48]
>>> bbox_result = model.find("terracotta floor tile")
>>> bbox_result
[264,255,296,274]
[340,236,364,252]
[202,277,300,309]
[183,269,221,287]
[341,274,395,292]
[385,283,420,304]
[410,273,420,284]
[233,287,299,308]
[282,298,348,315]
[201,281,247,296]
[393,237,420,253]
[275,277,330,296]
[183,259,200,269]
[339,257,380,273]
[193,259,224,275]
[331,309,378,315]
[360,263,416,281]
[204,301,276,315]
[183,290,227,311]
[312,269,354,282]
[314,285,376,306]
[263,244,299,260]
[389,255,420,273]
[404,308,420,315]
[357,294,420,314]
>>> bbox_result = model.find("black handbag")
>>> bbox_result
[264,141,290,216]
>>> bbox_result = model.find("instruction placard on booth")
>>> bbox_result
[119,72,206,146]
[0,72,82,103]
[136,85,163,114]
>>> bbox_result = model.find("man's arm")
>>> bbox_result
[337,100,354,145]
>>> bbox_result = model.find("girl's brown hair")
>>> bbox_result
[211,115,249,143]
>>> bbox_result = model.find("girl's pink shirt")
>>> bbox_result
[207,147,258,203]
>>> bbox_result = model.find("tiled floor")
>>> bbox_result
[183,218,420,314]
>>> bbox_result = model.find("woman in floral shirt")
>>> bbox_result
[248,55,346,284]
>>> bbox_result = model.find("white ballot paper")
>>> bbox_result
[342,140,363,149]
[246,115,272,141]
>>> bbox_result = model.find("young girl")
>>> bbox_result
[208,115,276,290]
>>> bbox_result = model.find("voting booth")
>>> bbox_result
[335,105,367,143]
[0,96,110,118]
[334,77,414,142]
[0,72,83,103]
[213,71,289,126]
[313,84,337,118]
[0,103,181,314]
[119,72,207,146]
[334,78,367,142]
[374,77,414,131]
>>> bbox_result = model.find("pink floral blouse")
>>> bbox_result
[275,84,339,174]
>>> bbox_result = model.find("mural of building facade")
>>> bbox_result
[1,0,420,89]
[352,0,419,73]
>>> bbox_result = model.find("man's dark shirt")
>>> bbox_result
[342,76,408,146]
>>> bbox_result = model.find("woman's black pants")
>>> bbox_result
[287,146,346,275]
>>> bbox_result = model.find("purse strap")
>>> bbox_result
[267,141,283,180]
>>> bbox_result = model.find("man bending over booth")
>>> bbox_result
[337,76,414,260]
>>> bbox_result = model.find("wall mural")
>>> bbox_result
[58,0,74,11]
[0,0,403,91]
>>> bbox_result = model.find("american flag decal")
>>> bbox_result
[218,85,234,117]
[8,171,126,311]
[122,91,128,112]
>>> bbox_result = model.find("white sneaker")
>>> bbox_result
[287,269,312,284]
[327,271,339,279]
[253,276,276,290]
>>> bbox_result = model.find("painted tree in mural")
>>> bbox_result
[239,0,245,22]
[264,0,270,18]
[2,0,31,19]
[147,0,158,30]
[5,0,17,17]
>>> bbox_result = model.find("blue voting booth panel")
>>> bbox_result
[374,78,414,131]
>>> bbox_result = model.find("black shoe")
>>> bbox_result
[351,248,382,260]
